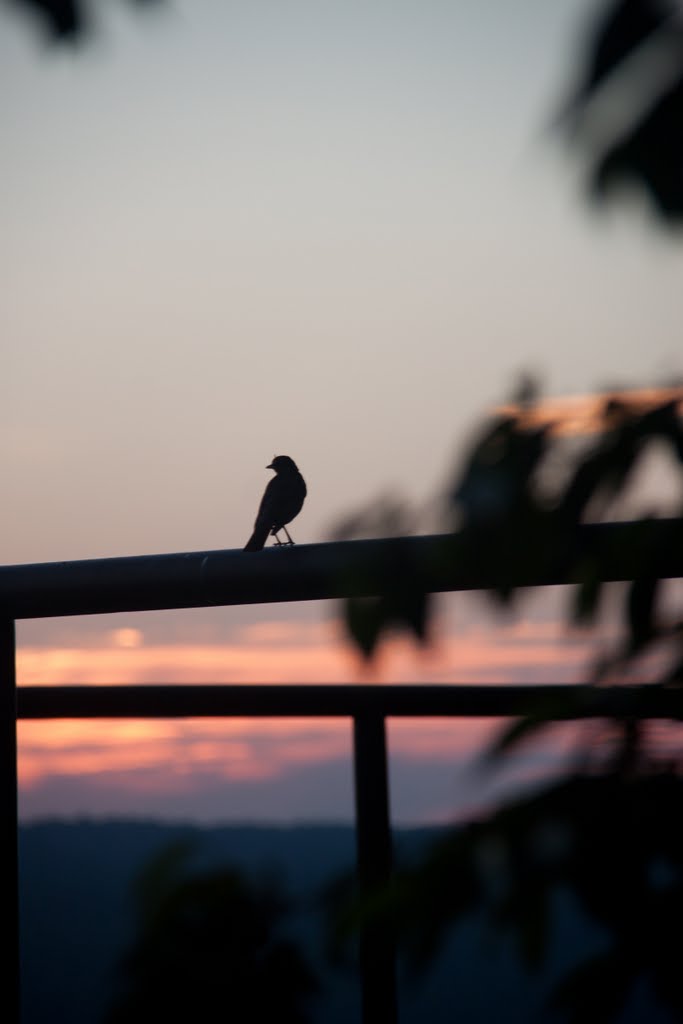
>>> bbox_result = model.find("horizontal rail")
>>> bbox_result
[16,683,682,720]
[1,518,682,619]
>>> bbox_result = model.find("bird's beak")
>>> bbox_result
[266,462,274,469]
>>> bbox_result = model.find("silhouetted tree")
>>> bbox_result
[105,843,317,1024]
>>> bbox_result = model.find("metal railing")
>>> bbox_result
[4,520,683,1024]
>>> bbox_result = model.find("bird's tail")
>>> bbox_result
[244,523,270,552]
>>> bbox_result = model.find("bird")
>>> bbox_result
[244,456,307,552]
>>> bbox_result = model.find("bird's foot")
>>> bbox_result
[271,532,295,547]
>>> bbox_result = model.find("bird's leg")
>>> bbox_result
[270,527,294,547]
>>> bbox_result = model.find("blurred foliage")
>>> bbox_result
[333,499,433,659]
[342,387,683,692]
[336,769,683,1024]
[334,385,683,1020]
[3,0,163,42]
[104,842,317,1024]
[563,0,683,221]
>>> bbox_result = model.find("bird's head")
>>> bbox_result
[267,455,298,473]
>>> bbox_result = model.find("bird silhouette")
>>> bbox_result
[244,456,307,551]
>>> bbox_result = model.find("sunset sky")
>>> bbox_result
[3,0,683,823]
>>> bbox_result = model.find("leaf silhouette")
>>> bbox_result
[626,575,660,653]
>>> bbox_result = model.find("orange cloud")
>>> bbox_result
[16,614,595,688]
[16,614,598,802]
[496,385,683,437]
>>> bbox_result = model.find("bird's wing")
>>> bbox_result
[254,476,280,528]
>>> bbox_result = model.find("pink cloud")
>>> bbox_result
[14,612,633,819]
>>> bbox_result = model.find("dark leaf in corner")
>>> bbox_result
[566,0,670,114]
[344,597,386,661]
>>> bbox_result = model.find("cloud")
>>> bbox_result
[495,385,683,437]
[17,718,590,827]
[16,615,595,687]
[16,611,603,824]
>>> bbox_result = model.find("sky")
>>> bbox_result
[3,0,683,824]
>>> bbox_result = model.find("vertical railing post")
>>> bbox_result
[353,712,398,1024]
[0,618,19,1024]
